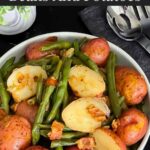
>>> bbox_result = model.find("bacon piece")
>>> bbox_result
[76,137,96,150]
[87,104,107,122]
[48,120,64,140]
[112,119,120,132]
[45,76,58,86]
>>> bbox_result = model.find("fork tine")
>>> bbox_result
[141,6,149,18]
[132,6,140,20]
[145,6,150,18]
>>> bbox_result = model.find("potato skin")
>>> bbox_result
[62,97,110,133]
[25,146,48,150]
[115,66,148,105]
[15,100,38,124]
[26,36,58,60]
[92,128,126,150]
[81,38,110,66]
[116,108,148,146]
[0,115,31,150]
[69,65,105,98]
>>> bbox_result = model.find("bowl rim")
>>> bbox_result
[0,31,150,150]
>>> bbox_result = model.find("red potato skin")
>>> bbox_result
[26,36,58,60]
[0,108,7,120]
[25,146,48,150]
[81,38,110,66]
[116,108,148,146]
[0,115,31,150]
[15,101,39,124]
[115,66,148,105]
[65,146,80,150]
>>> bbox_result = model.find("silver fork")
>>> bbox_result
[106,6,150,54]
[123,6,150,38]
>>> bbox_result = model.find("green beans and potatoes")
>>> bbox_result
[46,58,72,123]
[41,41,72,51]
[73,41,106,80]
[106,52,123,117]
[73,41,99,73]
[32,60,63,145]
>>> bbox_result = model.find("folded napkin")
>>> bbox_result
[79,6,150,81]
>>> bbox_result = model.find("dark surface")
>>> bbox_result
[0,6,149,150]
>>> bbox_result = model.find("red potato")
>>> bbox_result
[15,100,39,124]
[65,146,79,150]
[0,115,31,150]
[26,36,58,60]
[25,146,48,150]
[81,38,110,66]
[0,108,7,120]
[115,66,148,105]
[116,108,148,146]
[92,128,127,150]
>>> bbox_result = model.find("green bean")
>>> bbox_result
[46,58,72,123]
[1,57,15,73]
[0,70,10,114]
[106,52,122,117]
[26,56,54,66]
[32,60,62,145]
[1,57,15,78]
[101,114,115,126]
[36,76,44,104]
[51,139,76,148]
[79,37,88,48]
[62,88,69,109]
[40,129,49,138]
[41,41,72,51]
[62,132,87,139]
[74,41,99,73]
[55,146,63,150]
[39,124,72,132]
[63,126,73,132]
[72,56,84,65]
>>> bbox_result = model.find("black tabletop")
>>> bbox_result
[0,6,149,150]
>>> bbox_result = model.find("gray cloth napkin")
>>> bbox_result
[79,6,150,81]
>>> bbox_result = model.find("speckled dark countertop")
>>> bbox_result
[0,6,149,150]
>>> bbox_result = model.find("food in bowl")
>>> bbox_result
[0,32,149,150]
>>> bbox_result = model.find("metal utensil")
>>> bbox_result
[106,6,150,54]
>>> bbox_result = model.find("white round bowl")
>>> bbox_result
[0,32,149,150]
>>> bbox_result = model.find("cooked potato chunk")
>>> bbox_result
[7,65,47,102]
[62,97,110,133]
[68,65,105,97]
[92,128,127,150]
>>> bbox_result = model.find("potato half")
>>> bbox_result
[68,65,105,97]
[7,65,47,102]
[62,97,110,133]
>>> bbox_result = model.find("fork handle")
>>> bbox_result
[136,34,150,54]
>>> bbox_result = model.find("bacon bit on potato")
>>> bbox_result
[112,119,120,132]
[45,76,58,86]
[48,120,64,140]
[76,137,96,150]
[87,104,107,122]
